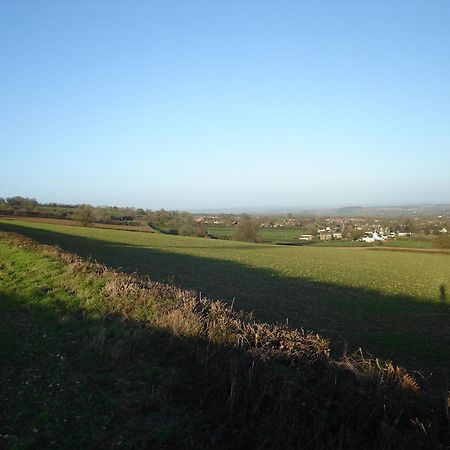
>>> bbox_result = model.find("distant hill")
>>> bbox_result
[193,204,450,217]
[300,204,450,217]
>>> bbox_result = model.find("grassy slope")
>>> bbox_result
[1,219,450,371]
[0,215,154,233]
[0,243,193,448]
[1,234,449,449]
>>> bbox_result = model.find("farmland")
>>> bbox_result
[1,218,450,372]
[3,232,447,448]
[207,226,436,248]
[207,227,309,243]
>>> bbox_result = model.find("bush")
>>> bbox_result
[74,205,96,227]
[232,216,261,243]
[179,223,193,236]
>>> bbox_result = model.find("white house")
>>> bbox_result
[360,231,386,243]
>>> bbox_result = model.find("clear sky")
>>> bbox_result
[1,1,449,211]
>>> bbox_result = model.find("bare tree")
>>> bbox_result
[74,205,96,227]
[232,215,261,243]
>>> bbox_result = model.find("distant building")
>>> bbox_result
[332,232,342,240]
[439,227,448,234]
[360,231,386,243]
[319,231,333,241]
[299,234,313,241]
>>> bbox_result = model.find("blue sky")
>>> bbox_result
[1,1,449,211]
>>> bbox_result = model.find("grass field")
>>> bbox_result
[207,227,308,243]
[206,227,233,238]
[381,238,434,249]
[2,234,446,448]
[0,214,154,233]
[1,218,450,371]
[308,238,435,249]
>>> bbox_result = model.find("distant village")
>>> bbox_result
[192,213,449,242]
[1,196,449,244]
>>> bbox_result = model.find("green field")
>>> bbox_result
[207,227,309,243]
[206,227,233,238]
[307,238,435,249]
[1,218,450,371]
[3,234,446,448]
[381,238,434,249]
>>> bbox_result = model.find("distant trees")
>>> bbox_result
[402,218,417,233]
[179,219,193,236]
[6,196,38,208]
[74,205,96,227]
[0,196,39,215]
[195,222,207,238]
[179,217,208,238]
[351,229,364,240]
[93,208,111,224]
[0,198,7,214]
[155,209,170,225]
[232,215,261,243]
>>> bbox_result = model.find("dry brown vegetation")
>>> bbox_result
[1,231,449,449]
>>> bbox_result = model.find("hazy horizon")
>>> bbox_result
[2,1,450,209]
[3,194,450,216]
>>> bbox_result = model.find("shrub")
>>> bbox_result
[74,205,96,227]
[232,215,261,243]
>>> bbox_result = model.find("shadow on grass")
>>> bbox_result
[1,221,450,371]
[1,285,448,449]
[1,290,299,449]
[0,291,181,448]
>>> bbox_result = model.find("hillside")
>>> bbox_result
[1,219,450,372]
[1,231,449,448]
